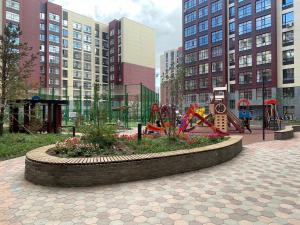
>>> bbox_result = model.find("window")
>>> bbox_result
[256,33,271,47]
[49,67,59,75]
[40,13,45,20]
[212,46,222,57]
[6,11,19,22]
[282,12,294,28]
[83,34,92,43]
[257,51,271,65]
[211,15,222,28]
[63,59,68,68]
[211,62,223,73]
[229,37,235,50]
[230,100,235,109]
[239,55,252,68]
[63,49,68,58]
[229,53,235,66]
[239,89,252,100]
[239,38,252,51]
[283,87,294,98]
[256,15,271,30]
[199,78,208,88]
[199,49,208,60]
[229,69,235,81]
[199,6,208,18]
[229,6,235,18]
[256,0,271,13]
[63,39,68,48]
[73,41,82,50]
[73,31,82,40]
[40,23,45,31]
[229,22,235,34]
[212,30,222,43]
[283,68,294,84]
[199,63,209,74]
[184,0,197,10]
[49,45,60,54]
[74,70,82,79]
[184,25,197,37]
[73,61,82,70]
[199,20,208,32]
[6,0,20,10]
[211,0,222,14]
[40,45,45,52]
[83,44,91,52]
[49,55,59,64]
[239,71,252,85]
[256,88,272,99]
[63,29,68,38]
[185,39,197,50]
[199,0,207,4]
[40,34,45,42]
[185,80,197,91]
[257,68,272,83]
[185,11,197,24]
[40,55,45,63]
[282,31,294,46]
[83,25,92,33]
[282,0,293,9]
[49,13,60,22]
[185,52,198,63]
[73,22,82,30]
[84,62,91,71]
[49,24,60,33]
[49,34,60,44]
[199,35,208,46]
[239,21,252,35]
[238,4,251,19]
[212,76,223,88]
[199,93,210,103]
[282,50,294,65]
[186,66,197,77]
[73,51,82,60]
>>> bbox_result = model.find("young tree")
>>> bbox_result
[0,23,37,136]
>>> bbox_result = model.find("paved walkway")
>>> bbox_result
[0,135,299,225]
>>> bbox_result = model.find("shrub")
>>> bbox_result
[81,124,116,146]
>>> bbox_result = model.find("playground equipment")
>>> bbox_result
[264,99,280,130]
[178,103,228,136]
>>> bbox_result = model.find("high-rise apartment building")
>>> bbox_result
[182,0,300,118]
[1,0,155,112]
[160,47,183,106]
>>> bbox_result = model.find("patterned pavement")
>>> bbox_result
[0,135,300,225]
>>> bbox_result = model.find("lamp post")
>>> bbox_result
[262,74,266,141]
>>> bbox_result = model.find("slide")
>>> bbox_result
[185,114,212,132]
[228,110,244,133]
[193,113,229,136]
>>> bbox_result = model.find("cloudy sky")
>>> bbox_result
[51,0,182,74]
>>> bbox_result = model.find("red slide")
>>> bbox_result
[193,113,229,136]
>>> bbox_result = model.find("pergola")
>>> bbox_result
[9,99,69,134]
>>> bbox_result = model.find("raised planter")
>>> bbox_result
[25,136,243,187]
[274,127,294,140]
[292,125,300,132]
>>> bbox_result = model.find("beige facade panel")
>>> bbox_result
[121,17,155,69]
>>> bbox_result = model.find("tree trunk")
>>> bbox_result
[0,106,4,136]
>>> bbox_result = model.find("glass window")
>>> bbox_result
[256,88,272,99]
[282,31,294,46]
[239,55,252,68]
[49,55,60,64]
[185,52,198,63]
[199,49,208,60]
[49,34,60,44]
[199,0,208,4]
[229,53,235,66]
[282,0,293,8]
[199,6,208,18]
[211,0,222,14]
[83,44,91,52]
[6,0,20,10]
[283,68,294,84]
[185,79,197,90]
[211,61,223,72]
[49,45,60,54]
[239,21,252,35]
[199,20,208,32]
[239,90,252,100]
[184,25,197,37]
[73,41,82,50]
[282,49,294,65]
[63,29,68,38]
[212,76,223,88]
[238,4,251,19]
[49,13,60,22]
[199,63,209,74]
[199,35,208,46]
[283,87,294,98]
[184,0,197,10]
[239,71,252,85]
[282,12,294,28]
[185,11,197,24]
[211,30,222,43]
[6,11,19,22]
[257,69,272,83]
[239,38,252,51]
[211,15,222,28]
[63,39,68,48]
[257,51,272,65]
[185,39,197,50]
[256,15,271,30]
[73,31,82,40]
[199,77,209,89]
[212,45,222,57]
[229,22,235,34]
[83,25,92,33]
[73,22,82,31]
[229,6,235,18]
[256,33,271,47]
[49,24,60,33]
[256,0,271,13]
[186,66,198,77]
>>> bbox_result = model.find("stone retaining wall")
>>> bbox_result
[25,136,243,187]
[274,125,300,140]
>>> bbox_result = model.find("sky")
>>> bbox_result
[51,0,182,77]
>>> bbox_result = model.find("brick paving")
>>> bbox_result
[0,134,300,225]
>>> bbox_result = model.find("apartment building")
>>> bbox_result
[182,0,300,119]
[1,0,155,112]
[160,47,183,106]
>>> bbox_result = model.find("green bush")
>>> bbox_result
[81,124,116,146]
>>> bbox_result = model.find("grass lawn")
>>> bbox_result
[0,133,70,160]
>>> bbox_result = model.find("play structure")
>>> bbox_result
[264,99,280,130]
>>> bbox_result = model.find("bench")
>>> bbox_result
[274,127,294,140]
